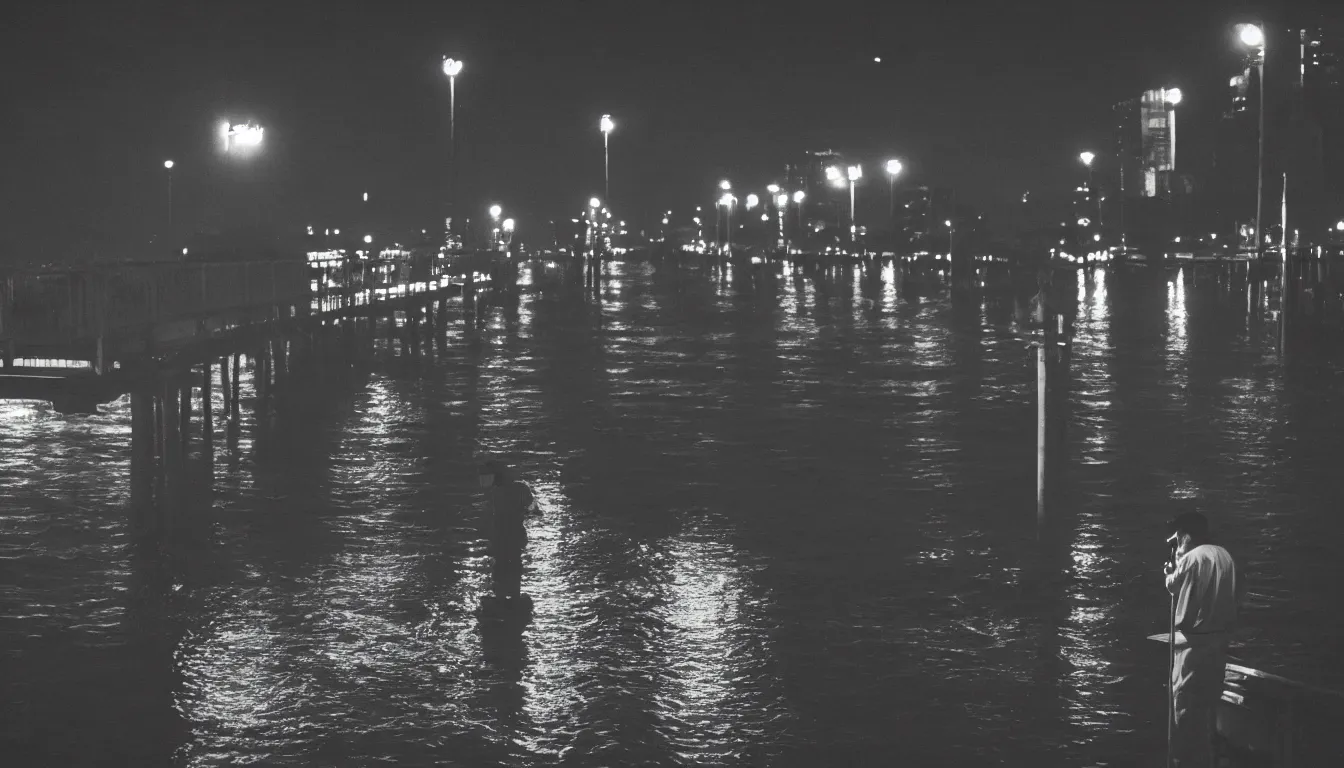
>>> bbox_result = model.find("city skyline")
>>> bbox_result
[1,1,1337,260]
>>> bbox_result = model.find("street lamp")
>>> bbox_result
[885,158,903,219]
[746,193,759,210]
[600,114,614,204]
[1079,150,1096,187]
[163,160,175,237]
[826,166,844,187]
[442,56,464,247]
[720,179,732,191]
[1237,22,1266,252]
[846,164,862,242]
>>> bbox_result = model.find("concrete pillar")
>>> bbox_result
[92,336,105,376]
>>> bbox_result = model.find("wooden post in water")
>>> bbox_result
[219,357,231,420]
[230,354,241,424]
[161,379,181,523]
[179,378,191,453]
[1036,340,1047,527]
[201,363,213,479]
[153,392,165,508]
[131,389,155,519]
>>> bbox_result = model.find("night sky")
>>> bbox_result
[0,0,1312,261]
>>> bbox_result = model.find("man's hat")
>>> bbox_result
[1167,511,1209,540]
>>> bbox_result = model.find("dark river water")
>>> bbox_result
[3,258,1344,767]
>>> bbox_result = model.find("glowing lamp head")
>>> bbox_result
[1238,23,1265,49]
[1166,87,1183,106]
[847,165,862,181]
[719,179,732,191]
[719,193,735,208]
[489,204,502,219]
[825,166,842,181]
[767,184,780,194]
[776,193,788,207]
[1336,220,1344,232]
[232,123,263,147]
[589,197,601,209]
[792,190,806,203]
[1079,151,1096,167]
[442,57,463,77]
[164,160,174,170]
[944,220,953,227]
[885,159,902,176]
[600,114,614,134]
[502,218,515,232]
[363,235,373,244]
[746,194,759,210]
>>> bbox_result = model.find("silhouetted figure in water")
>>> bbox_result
[479,460,538,603]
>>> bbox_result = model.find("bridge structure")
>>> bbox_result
[0,248,515,527]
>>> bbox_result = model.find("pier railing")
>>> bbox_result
[1,260,308,350]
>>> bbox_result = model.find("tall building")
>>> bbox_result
[893,186,955,253]
[1109,87,1184,251]
[786,150,846,232]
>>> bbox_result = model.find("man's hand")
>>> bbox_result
[1163,560,1177,577]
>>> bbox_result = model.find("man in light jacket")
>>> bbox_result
[1164,511,1237,768]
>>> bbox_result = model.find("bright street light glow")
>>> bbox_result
[502,218,515,232]
[944,220,952,227]
[600,114,614,134]
[229,123,264,148]
[363,191,368,202]
[746,194,759,209]
[767,184,780,194]
[792,190,806,203]
[442,57,463,77]
[363,235,373,243]
[719,179,732,190]
[1079,151,1096,167]
[885,159,903,176]
[847,165,862,181]
[489,204,502,219]
[775,193,788,207]
[1238,23,1265,49]
[589,197,601,208]
[1336,220,1344,231]
[1166,87,1183,106]
[825,166,842,181]
[164,160,174,169]
[719,193,735,207]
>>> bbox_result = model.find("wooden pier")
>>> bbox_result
[0,248,516,531]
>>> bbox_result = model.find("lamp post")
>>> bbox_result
[442,57,464,248]
[885,159,903,220]
[163,160,175,238]
[847,165,862,243]
[719,191,736,256]
[489,204,502,247]
[792,190,806,253]
[600,114,614,206]
[1238,23,1266,255]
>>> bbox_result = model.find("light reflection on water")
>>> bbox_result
[3,261,1344,766]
